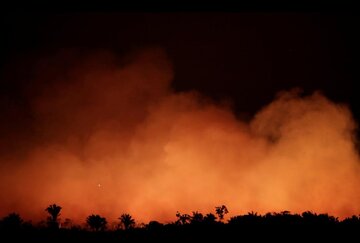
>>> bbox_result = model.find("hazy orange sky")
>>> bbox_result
[0,48,359,225]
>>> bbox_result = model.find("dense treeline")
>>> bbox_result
[1,204,359,242]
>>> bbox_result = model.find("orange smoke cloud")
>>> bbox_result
[1,48,359,225]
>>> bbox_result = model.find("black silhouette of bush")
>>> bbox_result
[0,213,23,231]
[86,214,107,231]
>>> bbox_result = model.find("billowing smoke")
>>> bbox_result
[1,48,359,224]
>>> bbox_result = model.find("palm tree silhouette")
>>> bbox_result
[45,204,62,229]
[119,213,135,230]
[86,214,107,231]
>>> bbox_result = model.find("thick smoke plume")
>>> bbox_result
[1,48,359,224]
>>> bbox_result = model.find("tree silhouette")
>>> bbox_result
[1,213,23,231]
[86,214,107,231]
[45,204,62,229]
[190,211,204,224]
[175,211,191,225]
[119,213,135,230]
[317,213,338,224]
[215,205,228,221]
[2,207,360,241]
[343,215,360,225]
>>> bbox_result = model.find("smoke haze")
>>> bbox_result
[1,48,359,224]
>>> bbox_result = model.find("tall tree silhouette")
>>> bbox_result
[87,214,107,231]
[45,204,62,229]
[215,205,228,221]
[119,213,135,230]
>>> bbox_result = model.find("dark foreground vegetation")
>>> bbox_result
[1,204,360,242]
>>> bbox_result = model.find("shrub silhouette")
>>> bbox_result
[86,214,107,231]
[343,215,360,225]
[0,213,23,231]
[203,213,217,224]
[228,211,262,225]
[175,211,191,225]
[146,220,163,230]
[190,211,204,224]
[300,211,337,224]
[62,218,73,229]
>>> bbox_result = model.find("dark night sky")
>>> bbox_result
[1,12,359,146]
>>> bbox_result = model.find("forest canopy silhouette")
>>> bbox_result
[1,204,360,242]
[0,48,359,225]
